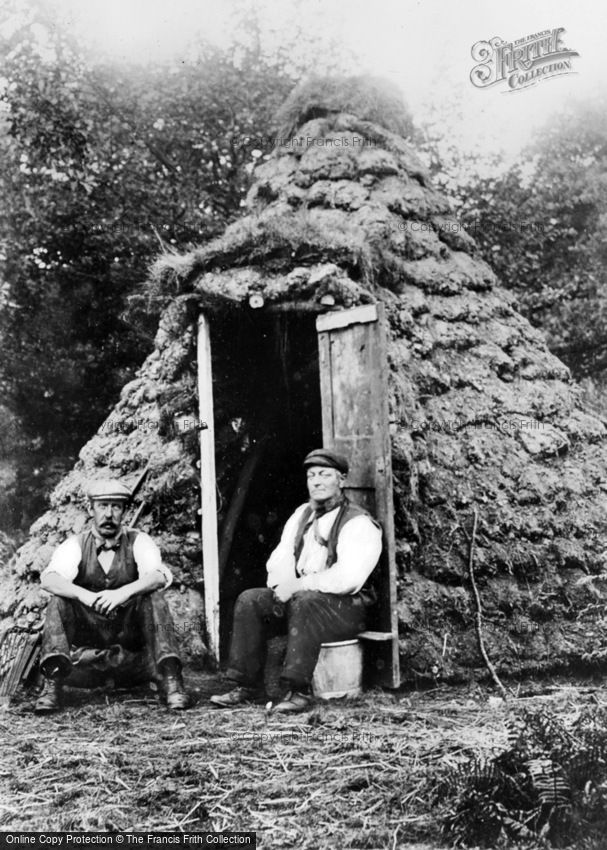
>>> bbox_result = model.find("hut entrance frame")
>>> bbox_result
[197,303,400,688]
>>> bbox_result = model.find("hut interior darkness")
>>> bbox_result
[210,309,323,654]
[2,75,607,686]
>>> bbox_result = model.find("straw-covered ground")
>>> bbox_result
[2,674,607,849]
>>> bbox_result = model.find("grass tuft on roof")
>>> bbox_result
[275,74,413,140]
[148,208,388,300]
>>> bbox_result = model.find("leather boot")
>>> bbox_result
[272,690,313,714]
[34,677,63,713]
[161,662,190,710]
[210,685,259,708]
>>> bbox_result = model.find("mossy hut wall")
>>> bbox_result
[2,76,607,682]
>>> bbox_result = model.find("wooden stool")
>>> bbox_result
[311,638,363,699]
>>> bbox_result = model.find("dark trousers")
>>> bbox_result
[226,588,368,689]
[40,592,181,685]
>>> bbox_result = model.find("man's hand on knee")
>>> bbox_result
[273,576,303,603]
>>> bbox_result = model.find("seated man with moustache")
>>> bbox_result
[211,448,382,713]
[35,479,189,713]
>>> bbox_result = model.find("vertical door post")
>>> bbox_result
[198,313,220,666]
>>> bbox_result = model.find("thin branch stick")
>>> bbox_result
[466,509,508,701]
[130,501,148,528]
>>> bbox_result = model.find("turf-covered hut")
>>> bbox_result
[3,76,607,684]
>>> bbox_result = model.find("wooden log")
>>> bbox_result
[0,630,41,699]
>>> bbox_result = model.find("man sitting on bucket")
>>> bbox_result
[211,448,382,713]
[35,479,189,712]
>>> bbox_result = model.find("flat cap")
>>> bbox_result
[86,479,132,502]
[303,448,349,475]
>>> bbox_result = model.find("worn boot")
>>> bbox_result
[272,685,313,714]
[160,661,190,710]
[209,685,259,708]
[34,676,63,713]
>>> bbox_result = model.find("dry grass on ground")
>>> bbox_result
[1,676,605,848]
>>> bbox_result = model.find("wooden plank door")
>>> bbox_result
[316,304,400,687]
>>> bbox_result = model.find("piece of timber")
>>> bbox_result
[357,631,396,641]
[198,313,220,666]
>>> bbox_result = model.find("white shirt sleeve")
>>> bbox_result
[40,537,81,583]
[266,504,308,588]
[299,515,382,595]
[133,532,173,589]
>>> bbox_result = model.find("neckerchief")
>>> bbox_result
[309,493,345,517]
[304,494,346,548]
[91,527,123,554]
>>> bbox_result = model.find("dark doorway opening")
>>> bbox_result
[211,309,322,658]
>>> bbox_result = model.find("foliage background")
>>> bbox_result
[1,0,606,533]
[0,0,347,529]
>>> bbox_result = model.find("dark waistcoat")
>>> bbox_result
[75,529,138,592]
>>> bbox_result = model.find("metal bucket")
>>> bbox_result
[312,638,363,699]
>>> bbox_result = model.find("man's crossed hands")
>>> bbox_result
[78,586,133,615]
[272,575,303,603]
